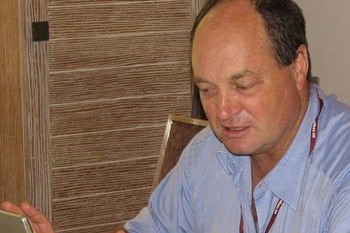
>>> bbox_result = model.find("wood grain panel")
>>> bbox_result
[48,0,191,39]
[56,223,123,233]
[49,62,191,104]
[51,125,164,167]
[52,156,157,198]
[55,222,124,233]
[49,0,162,7]
[50,93,191,136]
[0,0,26,204]
[52,188,150,230]
[49,31,190,72]
[25,0,52,218]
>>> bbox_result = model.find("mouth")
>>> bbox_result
[222,125,250,138]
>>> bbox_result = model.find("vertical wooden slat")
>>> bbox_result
[24,0,52,219]
[0,0,26,204]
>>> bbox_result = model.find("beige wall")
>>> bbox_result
[295,0,350,104]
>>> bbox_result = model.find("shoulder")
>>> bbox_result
[313,91,350,188]
[174,126,227,179]
[178,126,224,164]
[318,92,350,150]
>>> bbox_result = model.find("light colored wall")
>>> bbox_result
[294,0,350,104]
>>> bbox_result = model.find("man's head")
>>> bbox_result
[192,0,312,80]
[191,0,311,159]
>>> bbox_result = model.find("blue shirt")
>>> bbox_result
[124,84,350,233]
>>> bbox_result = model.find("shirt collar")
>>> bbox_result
[264,84,322,210]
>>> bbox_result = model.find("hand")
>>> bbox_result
[2,201,55,233]
[115,229,128,233]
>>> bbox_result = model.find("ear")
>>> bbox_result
[292,44,309,90]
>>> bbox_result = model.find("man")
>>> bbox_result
[3,0,350,232]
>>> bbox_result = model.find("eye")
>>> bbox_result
[196,83,217,97]
[234,78,262,94]
[236,82,257,91]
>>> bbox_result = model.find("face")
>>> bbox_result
[192,1,309,158]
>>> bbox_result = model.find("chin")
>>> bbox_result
[228,149,251,156]
[224,143,253,156]
[213,130,255,155]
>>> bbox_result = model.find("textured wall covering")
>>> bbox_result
[47,0,195,232]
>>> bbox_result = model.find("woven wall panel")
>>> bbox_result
[52,188,150,231]
[49,61,191,104]
[49,32,190,72]
[49,0,161,6]
[52,156,158,198]
[50,93,190,136]
[48,0,191,39]
[55,223,124,233]
[51,126,164,167]
[47,0,195,232]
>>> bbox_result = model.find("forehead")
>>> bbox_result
[194,0,268,48]
[191,0,275,76]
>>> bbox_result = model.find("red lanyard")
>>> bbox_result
[239,95,323,233]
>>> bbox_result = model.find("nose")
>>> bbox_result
[216,92,242,120]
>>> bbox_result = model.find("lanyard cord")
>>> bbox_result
[310,96,324,154]
[239,95,324,233]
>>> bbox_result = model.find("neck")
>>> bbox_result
[250,87,311,190]
[251,155,279,189]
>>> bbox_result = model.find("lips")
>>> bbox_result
[222,125,250,138]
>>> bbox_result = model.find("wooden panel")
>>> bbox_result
[49,62,191,104]
[48,0,191,39]
[49,0,160,6]
[51,126,164,167]
[46,0,196,232]
[0,0,26,204]
[0,0,52,219]
[25,0,52,218]
[50,94,191,136]
[56,223,124,233]
[52,188,150,230]
[52,156,157,198]
[49,32,190,72]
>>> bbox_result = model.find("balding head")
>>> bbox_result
[191,0,311,80]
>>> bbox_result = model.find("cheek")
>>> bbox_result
[244,92,280,126]
[200,98,214,119]
[200,93,211,108]
[259,89,298,129]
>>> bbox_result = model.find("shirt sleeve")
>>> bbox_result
[124,143,195,233]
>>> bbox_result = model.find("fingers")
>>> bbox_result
[2,201,44,221]
[1,201,25,215]
[115,229,128,233]
[19,202,55,233]
[2,201,56,233]
[20,202,48,223]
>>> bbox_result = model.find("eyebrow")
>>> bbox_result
[193,69,256,83]
[231,69,255,80]
[192,75,207,84]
